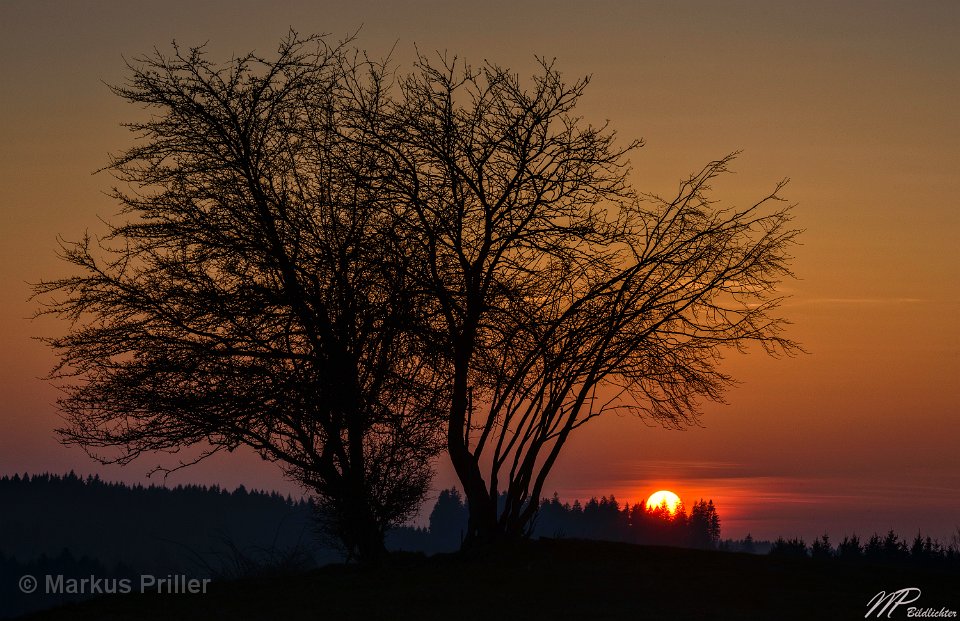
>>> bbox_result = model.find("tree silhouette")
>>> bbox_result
[882,530,909,562]
[376,54,800,544]
[770,537,808,558]
[810,533,833,560]
[689,500,721,549]
[427,489,469,551]
[837,534,863,561]
[38,32,800,554]
[34,33,446,563]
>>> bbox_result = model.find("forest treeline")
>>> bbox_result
[0,472,324,573]
[769,531,960,568]
[0,474,722,572]
[391,490,723,552]
[7,473,955,569]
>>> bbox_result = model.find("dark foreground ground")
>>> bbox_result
[17,539,960,620]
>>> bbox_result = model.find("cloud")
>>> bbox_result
[786,297,924,307]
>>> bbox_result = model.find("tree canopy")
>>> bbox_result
[375,53,799,543]
[37,32,799,555]
[36,33,446,562]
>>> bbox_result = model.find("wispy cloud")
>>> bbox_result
[619,459,750,479]
[786,297,925,307]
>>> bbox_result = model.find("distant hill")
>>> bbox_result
[15,538,960,621]
[20,473,954,619]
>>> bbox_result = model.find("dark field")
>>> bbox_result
[18,539,959,620]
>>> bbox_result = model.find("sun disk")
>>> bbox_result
[645,490,682,514]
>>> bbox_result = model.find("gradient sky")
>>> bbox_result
[1,1,958,542]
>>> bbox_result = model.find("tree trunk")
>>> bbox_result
[354,520,388,565]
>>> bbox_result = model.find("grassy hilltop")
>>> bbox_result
[19,538,960,621]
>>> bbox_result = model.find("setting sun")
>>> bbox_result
[645,490,682,514]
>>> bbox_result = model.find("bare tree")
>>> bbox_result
[38,33,799,554]
[35,33,445,563]
[379,55,800,545]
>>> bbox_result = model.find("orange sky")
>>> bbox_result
[1,1,958,541]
